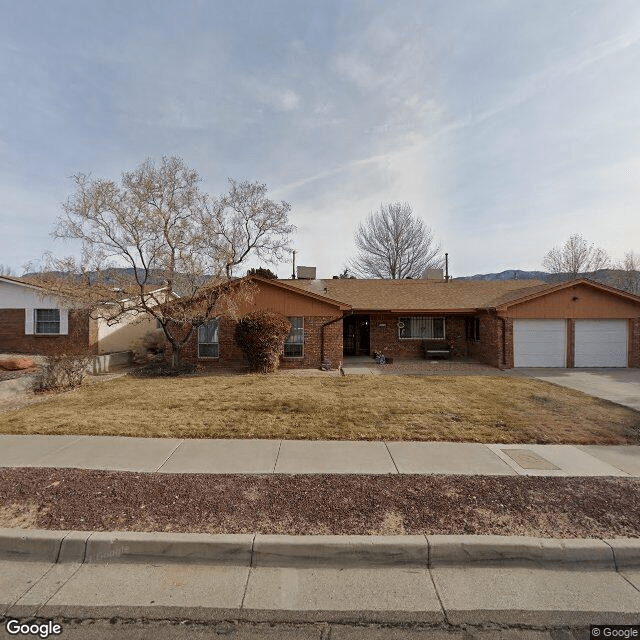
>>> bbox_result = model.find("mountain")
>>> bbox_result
[454,270,550,281]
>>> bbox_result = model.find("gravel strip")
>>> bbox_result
[1,469,639,538]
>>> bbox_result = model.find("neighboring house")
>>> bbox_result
[176,275,640,370]
[0,275,167,358]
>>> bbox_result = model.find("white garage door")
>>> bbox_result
[513,319,566,367]
[574,320,628,367]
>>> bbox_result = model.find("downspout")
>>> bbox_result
[500,316,507,369]
[321,311,352,369]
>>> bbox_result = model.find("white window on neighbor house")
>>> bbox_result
[398,317,445,340]
[35,309,61,334]
[284,316,304,358]
[24,308,68,335]
[198,318,219,358]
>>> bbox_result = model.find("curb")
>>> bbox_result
[1,528,638,568]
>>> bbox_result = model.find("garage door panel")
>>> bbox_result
[574,320,627,367]
[514,320,566,368]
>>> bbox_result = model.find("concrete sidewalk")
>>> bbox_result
[2,529,640,625]
[1,434,639,476]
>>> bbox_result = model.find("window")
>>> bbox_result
[466,316,480,341]
[398,317,445,339]
[284,317,304,357]
[35,309,60,334]
[198,318,219,358]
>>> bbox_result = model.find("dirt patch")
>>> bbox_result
[1,468,639,538]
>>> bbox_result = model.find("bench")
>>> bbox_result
[423,341,452,359]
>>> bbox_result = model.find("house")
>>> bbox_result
[0,275,166,364]
[175,275,640,370]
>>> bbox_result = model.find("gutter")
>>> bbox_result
[321,312,352,369]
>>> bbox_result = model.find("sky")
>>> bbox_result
[1,0,639,279]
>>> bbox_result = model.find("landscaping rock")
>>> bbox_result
[0,358,34,371]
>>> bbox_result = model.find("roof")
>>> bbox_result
[493,277,640,310]
[0,274,172,304]
[252,276,350,310]
[282,278,546,312]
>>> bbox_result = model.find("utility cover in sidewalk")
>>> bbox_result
[501,449,561,470]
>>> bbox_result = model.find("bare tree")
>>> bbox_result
[349,202,442,279]
[0,264,13,276]
[610,250,640,294]
[36,156,293,368]
[209,179,295,279]
[542,233,610,281]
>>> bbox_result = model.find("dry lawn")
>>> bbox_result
[0,374,638,444]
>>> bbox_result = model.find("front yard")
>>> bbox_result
[0,374,638,444]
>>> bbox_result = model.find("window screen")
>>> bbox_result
[284,317,304,357]
[398,317,445,339]
[35,309,60,334]
[198,318,219,358]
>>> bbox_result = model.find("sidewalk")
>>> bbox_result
[2,529,640,626]
[1,434,639,476]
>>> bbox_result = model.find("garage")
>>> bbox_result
[574,319,628,367]
[513,319,566,367]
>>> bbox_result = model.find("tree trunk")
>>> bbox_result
[171,344,181,369]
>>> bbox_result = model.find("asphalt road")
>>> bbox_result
[0,619,593,639]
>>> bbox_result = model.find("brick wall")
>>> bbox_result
[0,308,98,356]
[368,314,469,359]
[630,318,640,368]
[467,313,507,368]
[169,315,344,371]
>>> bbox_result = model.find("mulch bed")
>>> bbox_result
[1,468,639,538]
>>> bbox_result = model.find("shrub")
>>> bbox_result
[130,330,166,364]
[34,316,95,392]
[35,353,93,391]
[234,310,291,373]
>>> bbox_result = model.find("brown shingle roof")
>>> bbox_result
[282,278,546,312]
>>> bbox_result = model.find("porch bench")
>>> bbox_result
[423,341,452,359]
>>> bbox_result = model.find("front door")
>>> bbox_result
[343,315,370,356]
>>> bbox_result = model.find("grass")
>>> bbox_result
[0,374,639,444]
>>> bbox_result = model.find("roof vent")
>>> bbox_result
[296,266,316,280]
[423,268,444,280]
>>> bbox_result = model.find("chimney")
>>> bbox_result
[423,268,444,280]
[296,266,316,280]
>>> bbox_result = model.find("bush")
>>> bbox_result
[35,353,93,392]
[34,318,95,392]
[130,330,166,364]
[235,310,291,373]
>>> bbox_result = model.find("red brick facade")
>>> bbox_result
[0,309,98,356]
[171,314,344,371]
[630,318,640,368]
[367,314,468,359]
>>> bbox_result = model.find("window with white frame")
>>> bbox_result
[398,317,445,340]
[198,318,219,358]
[284,317,304,357]
[35,309,61,334]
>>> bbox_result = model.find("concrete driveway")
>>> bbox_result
[514,368,640,411]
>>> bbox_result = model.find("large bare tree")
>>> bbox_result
[211,179,294,279]
[542,233,610,281]
[36,156,293,367]
[610,250,640,294]
[349,202,442,279]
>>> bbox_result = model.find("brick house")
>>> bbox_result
[0,275,166,361]
[178,275,640,370]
